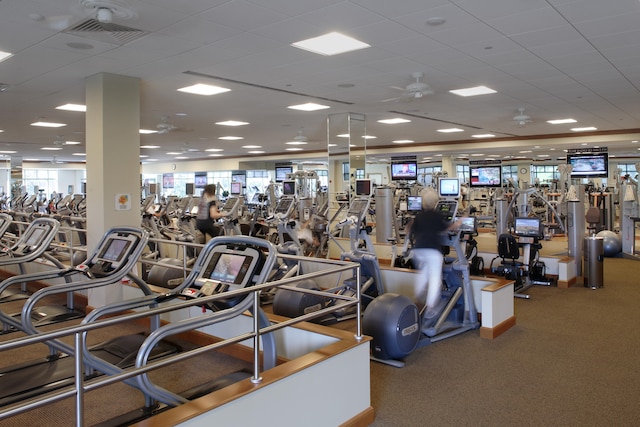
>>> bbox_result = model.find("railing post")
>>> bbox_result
[251,289,263,384]
[75,332,85,427]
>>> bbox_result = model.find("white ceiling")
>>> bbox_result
[2,0,640,166]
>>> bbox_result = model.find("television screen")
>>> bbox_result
[355,179,371,196]
[470,166,502,188]
[391,162,417,181]
[275,166,293,183]
[407,196,422,212]
[282,180,296,196]
[162,173,174,188]
[514,217,542,238]
[439,178,460,198]
[230,182,242,195]
[231,173,246,185]
[194,173,207,188]
[567,153,608,178]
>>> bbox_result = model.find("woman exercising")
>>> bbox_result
[195,184,227,240]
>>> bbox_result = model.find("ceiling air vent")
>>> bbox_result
[64,18,147,45]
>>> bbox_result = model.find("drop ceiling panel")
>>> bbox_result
[196,1,290,31]
[155,16,244,43]
[485,6,570,36]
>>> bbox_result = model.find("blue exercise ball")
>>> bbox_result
[596,230,622,257]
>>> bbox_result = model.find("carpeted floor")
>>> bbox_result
[368,256,640,426]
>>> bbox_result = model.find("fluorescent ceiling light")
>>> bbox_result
[166,152,181,155]
[363,135,376,139]
[177,83,230,96]
[248,150,264,154]
[288,103,330,111]
[139,155,148,158]
[286,148,304,151]
[216,120,249,127]
[0,51,13,63]
[139,129,158,134]
[437,128,464,133]
[208,154,224,157]
[378,118,411,124]
[205,148,223,152]
[471,134,495,138]
[140,145,160,149]
[449,86,497,97]
[64,141,81,145]
[470,153,484,156]
[73,153,85,156]
[175,156,189,160]
[547,118,576,124]
[571,127,597,132]
[520,150,532,153]
[393,139,414,144]
[218,136,243,140]
[0,130,3,133]
[56,103,86,112]
[31,121,66,128]
[291,32,370,56]
[0,150,16,154]
[242,145,262,149]
[41,147,63,151]
[286,141,308,145]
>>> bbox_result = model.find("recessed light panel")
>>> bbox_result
[393,139,414,144]
[41,147,63,151]
[378,118,411,124]
[139,129,158,134]
[56,104,87,112]
[31,121,66,128]
[437,128,464,133]
[177,83,230,96]
[0,51,13,63]
[547,118,576,124]
[288,103,330,111]
[471,134,495,138]
[291,32,370,56]
[140,145,160,149]
[218,136,243,140]
[571,127,597,132]
[449,86,497,97]
[215,120,249,127]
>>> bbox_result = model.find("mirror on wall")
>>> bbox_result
[327,112,366,201]
[10,156,22,199]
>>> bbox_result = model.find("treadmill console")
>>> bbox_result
[435,199,459,226]
[184,241,265,309]
[345,197,370,225]
[76,232,141,278]
[7,220,58,257]
[220,196,243,219]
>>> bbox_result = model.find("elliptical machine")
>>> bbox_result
[363,179,480,367]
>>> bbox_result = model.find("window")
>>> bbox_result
[22,169,58,197]
[502,165,519,186]
[417,165,442,185]
[456,164,469,184]
[355,169,365,179]
[617,163,637,178]
[531,165,558,186]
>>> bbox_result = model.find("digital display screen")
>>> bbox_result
[230,182,242,195]
[232,173,246,185]
[391,162,418,181]
[282,180,296,196]
[459,217,477,233]
[275,166,293,183]
[209,253,249,284]
[470,166,502,188]
[439,178,460,198]
[355,179,371,196]
[162,173,174,188]
[407,196,422,212]
[99,238,131,262]
[25,228,45,246]
[567,153,608,178]
[514,217,542,238]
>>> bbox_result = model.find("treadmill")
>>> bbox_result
[0,226,176,407]
[83,235,278,425]
[0,217,62,303]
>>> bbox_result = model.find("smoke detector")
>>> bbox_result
[79,0,138,23]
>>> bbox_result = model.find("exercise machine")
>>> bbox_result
[362,181,480,367]
[82,235,278,424]
[219,196,244,236]
[0,226,171,407]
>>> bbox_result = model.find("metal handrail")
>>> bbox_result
[0,256,362,426]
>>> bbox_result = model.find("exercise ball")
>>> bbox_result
[596,230,622,257]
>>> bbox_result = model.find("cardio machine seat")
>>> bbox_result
[585,206,601,235]
[496,233,521,266]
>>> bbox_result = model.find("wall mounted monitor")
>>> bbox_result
[470,165,502,188]
[438,178,460,198]
[514,217,542,238]
[230,182,242,195]
[407,196,423,212]
[355,179,372,196]
[282,180,296,196]
[567,152,609,178]
[231,173,246,185]
[162,173,174,188]
[275,166,293,183]
[391,161,418,181]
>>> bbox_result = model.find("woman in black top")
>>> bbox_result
[195,184,226,240]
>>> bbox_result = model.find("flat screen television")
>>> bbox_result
[230,182,242,195]
[439,178,460,198]
[567,152,609,178]
[275,166,293,183]
[231,173,246,185]
[514,217,542,238]
[470,166,501,188]
[407,196,422,212]
[355,179,371,196]
[282,180,296,196]
[391,161,417,181]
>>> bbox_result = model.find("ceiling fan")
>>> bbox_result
[156,116,179,134]
[382,72,434,102]
[513,108,533,126]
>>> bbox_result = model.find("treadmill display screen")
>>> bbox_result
[407,196,422,212]
[25,228,45,246]
[99,238,132,262]
[207,253,252,286]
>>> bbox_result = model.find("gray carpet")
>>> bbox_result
[368,256,640,426]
